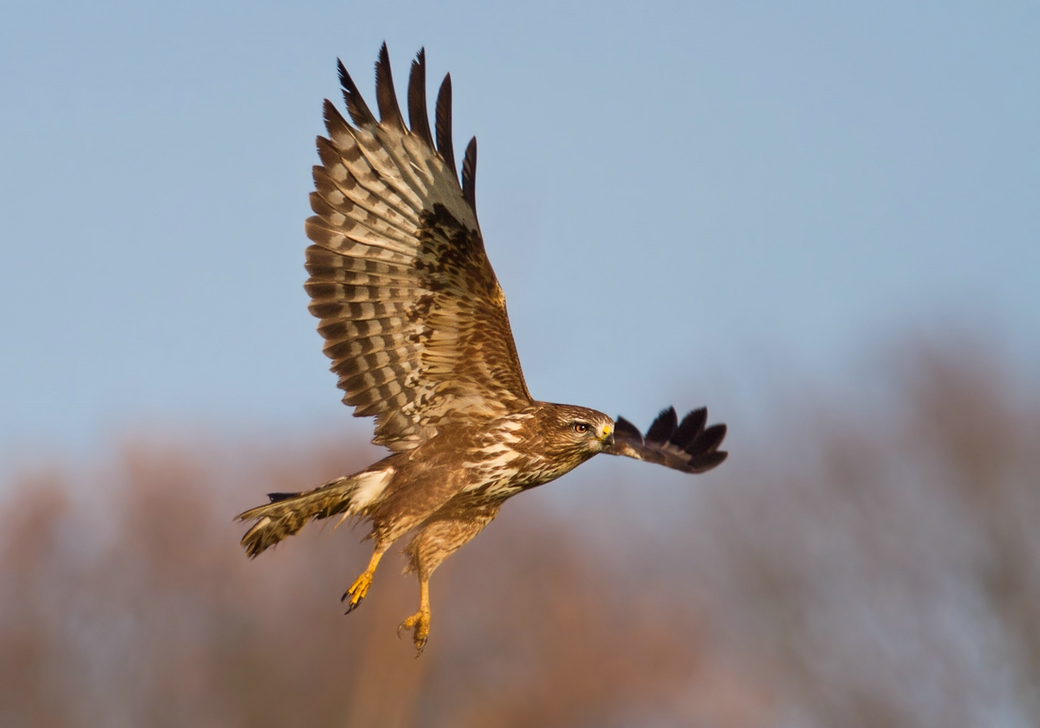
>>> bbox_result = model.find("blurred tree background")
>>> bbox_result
[2,338,1037,728]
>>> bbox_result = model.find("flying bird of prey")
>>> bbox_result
[237,45,727,654]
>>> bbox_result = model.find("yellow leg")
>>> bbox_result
[341,548,384,613]
[397,578,431,655]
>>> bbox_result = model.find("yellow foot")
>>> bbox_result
[341,570,374,614]
[397,609,431,656]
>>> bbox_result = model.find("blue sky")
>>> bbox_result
[2,0,1038,467]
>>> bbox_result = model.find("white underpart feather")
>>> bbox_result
[350,468,394,511]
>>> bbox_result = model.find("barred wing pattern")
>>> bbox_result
[609,407,728,474]
[305,45,533,451]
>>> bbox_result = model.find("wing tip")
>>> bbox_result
[374,41,406,130]
[337,57,376,127]
[612,405,728,475]
[645,406,678,443]
[408,47,434,146]
[461,136,477,211]
[435,72,458,181]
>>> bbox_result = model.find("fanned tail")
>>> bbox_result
[236,468,392,558]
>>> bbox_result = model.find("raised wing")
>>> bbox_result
[608,406,728,474]
[305,45,533,451]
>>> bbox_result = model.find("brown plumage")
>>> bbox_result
[237,45,728,654]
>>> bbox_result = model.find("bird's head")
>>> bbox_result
[541,403,615,456]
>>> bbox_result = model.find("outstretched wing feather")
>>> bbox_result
[307,47,532,451]
[609,407,728,474]
[407,49,435,146]
[434,74,456,180]
[645,406,678,444]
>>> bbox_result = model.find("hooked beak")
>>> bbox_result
[599,425,615,450]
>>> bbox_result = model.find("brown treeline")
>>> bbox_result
[2,342,1039,727]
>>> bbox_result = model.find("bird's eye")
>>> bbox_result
[573,422,590,434]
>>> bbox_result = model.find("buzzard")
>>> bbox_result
[237,45,727,654]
